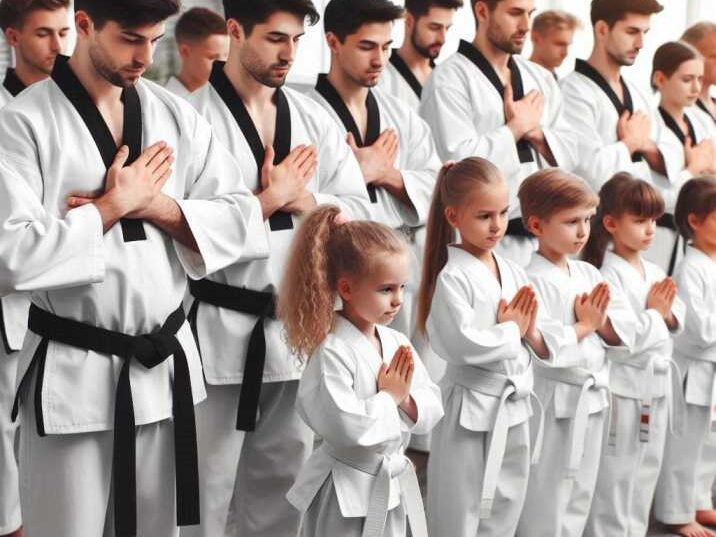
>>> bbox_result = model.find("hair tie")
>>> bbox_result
[442,160,457,174]
[333,211,351,227]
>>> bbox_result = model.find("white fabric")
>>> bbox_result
[654,246,716,524]
[165,76,192,100]
[519,253,636,536]
[0,74,269,433]
[187,82,371,385]
[584,251,685,536]
[0,84,10,108]
[287,316,443,532]
[560,68,656,190]
[378,59,421,112]
[420,48,578,221]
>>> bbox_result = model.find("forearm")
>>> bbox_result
[93,192,126,233]
[524,329,549,359]
[377,169,413,208]
[399,395,418,423]
[598,319,622,346]
[144,194,198,251]
[642,141,666,175]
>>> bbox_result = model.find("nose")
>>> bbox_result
[576,222,587,239]
[391,289,403,308]
[135,41,153,68]
[519,13,530,32]
[634,33,644,50]
[646,220,656,236]
[50,32,62,53]
[372,48,386,69]
[280,40,296,64]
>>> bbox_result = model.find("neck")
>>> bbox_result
[528,52,553,73]
[67,48,122,106]
[611,240,642,270]
[224,49,275,107]
[397,41,432,72]
[473,32,511,71]
[537,244,569,272]
[659,97,684,121]
[13,56,51,87]
[587,46,622,86]
[327,65,368,109]
[339,309,377,342]
[693,236,716,261]
[701,84,713,102]
[176,69,205,93]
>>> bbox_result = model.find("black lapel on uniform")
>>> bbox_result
[389,49,423,98]
[658,107,698,146]
[3,68,26,97]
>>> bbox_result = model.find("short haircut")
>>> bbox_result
[405,0,463,19]
[223,0,319,35]
[681,22,716,47]
[324,0,404,41]
[518,168,598,226]
[590,0,663,28]
[675,176,716,239]
[175,7,227,44]
[532,9,580,35]
[74,0,179,29]
[0,0,68,31]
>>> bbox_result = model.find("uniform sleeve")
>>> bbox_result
[312,109,373,220]
[676,264,716,350]
[174,115,269,280]
[420,80,522,175]
[426,270,522,366]
[540,70,578,171]
[297,343,403,451]
[561,77,641,190]
[399,339,444,435]
[0,111,105,293]
[603,272,638,351]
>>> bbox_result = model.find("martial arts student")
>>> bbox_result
[581,173,686,537]
[0,1,69,536]
[165,7,228,99]
[421,0,577,266]
[528,10,580,79]
[654,177,716,537]
[561,0,664,190]
[516,169,635,537]
[308,0,442,342]
[682,22,716,125]
[183,1,372,536]
[418,158,567,536]
[0,0,270,535]
[378,0,462,111]
[282,205,443,537]
[650,41,716,274]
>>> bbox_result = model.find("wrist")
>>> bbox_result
[95,189,127,223]
[256,186,284,219]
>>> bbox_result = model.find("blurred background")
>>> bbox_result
[1,0,714,94]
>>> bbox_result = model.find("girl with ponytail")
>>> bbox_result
[281,205,443,537]
[419,158,554,537]
[580,173,685,537]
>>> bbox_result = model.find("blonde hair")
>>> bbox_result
[416,157,504,335]
[532,9,580,35]
[518,168,598,226]
[278,205,408,358]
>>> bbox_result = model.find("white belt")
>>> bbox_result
[536,366,608,478]
[444,364,544,518]
[323,444,427,537]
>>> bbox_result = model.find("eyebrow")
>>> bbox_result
[122,31,165,41]
[359,39,393,46]
[267,31,305,38]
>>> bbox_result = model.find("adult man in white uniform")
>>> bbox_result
[0,0,270,535]
[378,0,461,111]
[529,9,579,79]
[182,1,372,536]
[421,0,577,267]
[0,1,69,536]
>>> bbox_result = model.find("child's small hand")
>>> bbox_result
[575,282,610,331]
[378,345,414,405]
[497,285,535,337]
[647,277,677,321]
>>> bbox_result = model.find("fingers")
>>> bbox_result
[66,196,95,208]
[152,154,174,184]
[294,145,317,172]
[111,145,130,169]
[154,167,172,192]
[136,141,168,167]
[346,132,358,151]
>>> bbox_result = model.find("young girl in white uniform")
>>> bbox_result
[654,177,716,537]
[516,169,636,537]
[420,158,569,537]
[581,173,686,537]
[281,205,443,537]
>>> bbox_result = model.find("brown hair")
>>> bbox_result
[651,40,700,91]
[405,0,463,18]
[590,0,663,28]
[175,7,227,44]
[0,0,68,31]
[581,172,664,267]
[518,168,598,227]
[279,205,408,358]
[674,176,716,240]
[532,9,580,35]
[416,157,503,335]
[681,22,716,48]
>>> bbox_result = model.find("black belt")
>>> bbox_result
[12,304,199,537]
[506,218,532,238]
[656,213,680,276]
[188,278,276,432]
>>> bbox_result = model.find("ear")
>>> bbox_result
[326,32,341,54]
[444,205,460,229]
[602,214,618,234]
[474,1,489,27]
[594,20,609,41]
[336,276,352,302]
[405,12,416,33]
[687,213,702,235]
[4,27,19,47]
[178,42,191,60]
[526,215,542,237]
[226,18,243,43]
[75,10,92,38]
[652,70,665,90]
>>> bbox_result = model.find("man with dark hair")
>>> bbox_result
[378,0,462,110]
[165,7,229,98]
[182,2,370,537]
[0,0,270,535]
[529,9,580,77]
[421,0,576,268]
[683,22,716,123]
[0,3,69,535]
